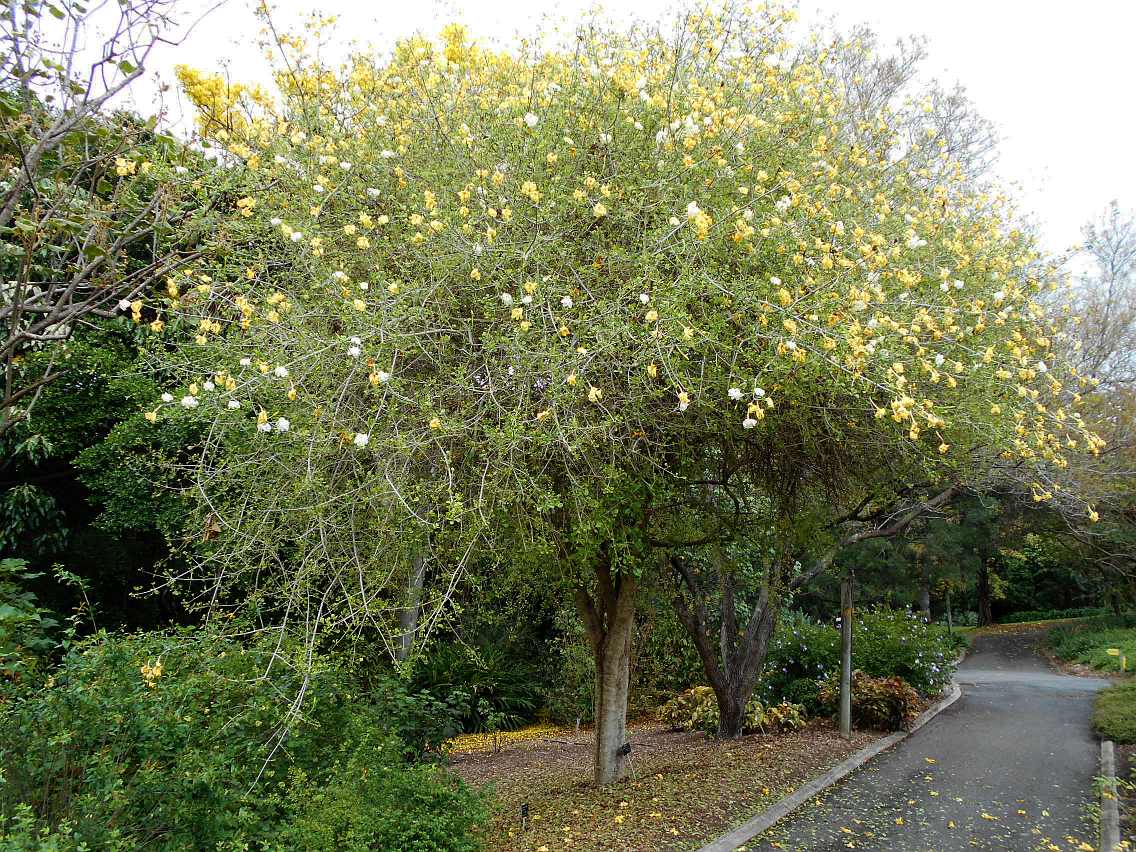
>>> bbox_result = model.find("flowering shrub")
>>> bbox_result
[818,669,921,731]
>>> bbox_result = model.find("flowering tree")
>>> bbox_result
[0,0,225,438]
[156,6,1102,783]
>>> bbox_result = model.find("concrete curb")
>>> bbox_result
[1101,740,1121,852]
[698,681,964,852]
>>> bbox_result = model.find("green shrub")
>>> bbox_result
[757,608,956,708]
[0,559,58,680]
[412,642,540,733]
[1093,681,1136,744]
[1047,614,1136,673]
[0,630,482,849]
[657,687,806,735]
[818,670,921,731]
[999,607,1108,624]
[275,729,486,851]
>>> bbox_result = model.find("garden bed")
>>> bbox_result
[451,719,880,851]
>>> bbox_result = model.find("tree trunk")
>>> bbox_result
[671,557,779,740]
[977,559,993,627]
[918,556,931,621]
[396,552,427,662]
[575,560,638,786]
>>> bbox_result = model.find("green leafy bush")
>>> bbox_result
[0,559,57,680]
[0,630,484,849]
[1093,681,1136,744]
[818,670,921,731]
[999,607,1107,624]
[1048,614,1136,673]
[657,687,806,735]
[413,642,540,733]
[275,729,486,851]
[757,608,956,708]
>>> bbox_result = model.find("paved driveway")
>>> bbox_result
[751,628,1108,851]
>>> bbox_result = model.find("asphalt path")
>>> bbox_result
[751,627,1108,851]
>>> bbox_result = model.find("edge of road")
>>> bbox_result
[1101,739,1121,852]
[698,680,964,852]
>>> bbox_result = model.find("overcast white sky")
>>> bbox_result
[132,0,1134,259]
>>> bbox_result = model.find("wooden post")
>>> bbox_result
[840,573,853,740]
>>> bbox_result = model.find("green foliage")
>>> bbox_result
[818,670,921,732]
[0,629,484,849]
[276,730,486,851]
[1047,613,1136,672]
[412,642,541,733]
[756,608,956,707]
[998,607,1107,624]
[656,686,806,735]
[0,560,58,680]
[1092,681,1136,744]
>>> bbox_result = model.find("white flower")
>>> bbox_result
[728,387,744,400]
[274,155,287,164]
[290,231,303,242]
[953,279,964,290]
[313,184,324,194]
[366,187,381,198]
[339,161,352,171]
[993,289,1006,302]
[500,293,514,306]
[560,295,574,308]
[257,421,272,432]
[270,217,282,227]
[521,294,533,305]
[273,366,289,378]
[333,271,348,281]
[754,387,766,398]
[350,336,361,345]
[939,282,950,292]
[117,299,132,311]
[203,380,215,392]
[523,112,539,128]
[347,345,361,358]
[375,370,391,383]
[742,417,758,429]
[668,216,680,226]
[275,417,290,432]
[174,165,188,175]
[770,276,781,286]
[599,132,612,145]
[227,399,241,410]
[1037,361,1048,373]
[180,395,198,409]
[161,392,173,403]
[353,432,370,448]
[380,149,397,159]
[639,293,650,305]
[239,357,252,367]
[685,201,702,219]
[935,353,946,366]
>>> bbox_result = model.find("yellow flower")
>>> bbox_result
[387,282,400,295]
[536,409,551,422]
[470,267,481,280]
[144,410,158,423]
[511,307,524,320]
[645,309,659,323]
[429,417,442,430]
[592,202,608,218]
[587,385,603,403]
[566,372,577,386]
[647,363,658,378]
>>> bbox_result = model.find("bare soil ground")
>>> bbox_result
[450,719,879,851]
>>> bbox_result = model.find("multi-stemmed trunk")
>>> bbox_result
[575,558,638,785]
[671,555,780,739]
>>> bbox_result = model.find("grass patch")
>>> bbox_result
[1094,682,1136,744]
[1047,613,1136,674]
